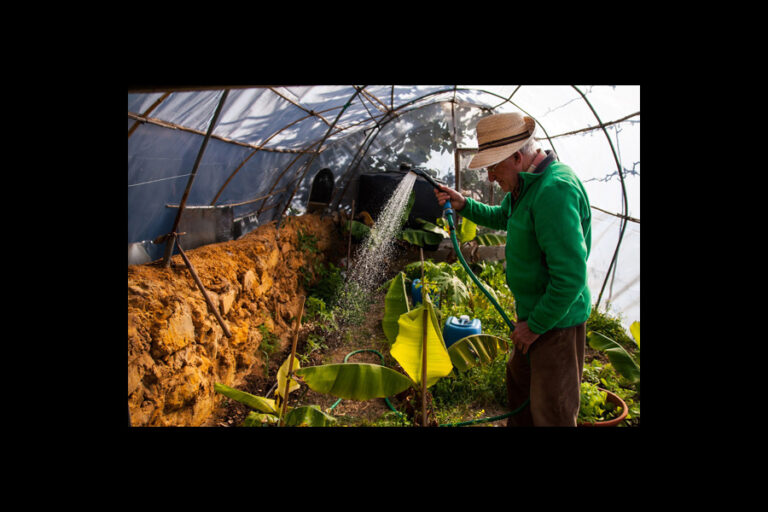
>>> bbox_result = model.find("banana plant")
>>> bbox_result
[587,320,640,385]
[382,272,410,344]
[214,354,337,427]
[294,297,507,425]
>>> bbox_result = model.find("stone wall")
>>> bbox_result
[127,214,339,426]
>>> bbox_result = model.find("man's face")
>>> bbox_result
[486,152,522,193]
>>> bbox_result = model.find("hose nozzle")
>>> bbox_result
[408,168,455,229]
[408,167,442,191]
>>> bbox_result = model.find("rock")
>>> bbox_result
[242,270,257,294]
[151,302,195,358]
[219,288,237,316]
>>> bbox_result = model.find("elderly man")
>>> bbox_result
[434,112,592,426]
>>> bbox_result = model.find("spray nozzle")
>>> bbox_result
[408,167,442,191]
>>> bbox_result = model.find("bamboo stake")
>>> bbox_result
[175,237,232,339]
[278,295,305,427]
[420,247,424,284]
[421,307,428,427]
[347,200,355,272]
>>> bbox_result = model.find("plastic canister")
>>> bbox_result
[411,279,439,307]
[411,278,423,305]
[442,315,482,348]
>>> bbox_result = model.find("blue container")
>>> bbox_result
[442,315,482,348]
[411,279,423,305]
[411,279,439,307]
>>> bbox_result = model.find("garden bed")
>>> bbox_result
[204,238,639,428]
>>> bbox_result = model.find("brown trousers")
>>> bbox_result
[506,322,586,427]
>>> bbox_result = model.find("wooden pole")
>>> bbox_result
[347,200,355,271]
[421,307,428,427]
[279,295,305,426]
[420,247,425,284]
[175,237,232,339]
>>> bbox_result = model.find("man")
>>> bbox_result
[434,112,592,426]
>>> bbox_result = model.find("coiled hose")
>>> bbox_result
[327,198,530,427]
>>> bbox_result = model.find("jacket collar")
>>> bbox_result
[512,150,557,201]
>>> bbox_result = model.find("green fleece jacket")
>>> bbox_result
[460,159,592,334]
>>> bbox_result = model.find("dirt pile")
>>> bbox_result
[127,213,341,426]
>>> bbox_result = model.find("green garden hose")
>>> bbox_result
[327,177,530,426]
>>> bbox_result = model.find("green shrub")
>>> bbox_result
[586,305,635,354]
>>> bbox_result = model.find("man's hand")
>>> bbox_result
[511,321,540,355]
[434,185,466,211]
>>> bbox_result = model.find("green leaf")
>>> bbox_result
[432,271,470,305]
[630,321,640,349]
[242,411,279,426]
[382,272,410,344]
[447,334,509,373]
[275,355,301,400]
[345,220,370,241]
[283,405,338,427]
[476,233,506,246]
[295,363,413,401]
[390,300,454,387]
[414,218,449,238]
[457,217,477,243]
[214,383,278,414]
[400,228,444,247]
[587,331,640,384]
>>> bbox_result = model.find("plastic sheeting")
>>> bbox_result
[128,85,640,329]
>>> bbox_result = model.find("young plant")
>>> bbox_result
[587,320,640,386]
[214,354,337,427]
[294,297,507,426]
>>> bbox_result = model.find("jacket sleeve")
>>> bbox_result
[459,194,510,231]
[526,180,589,334]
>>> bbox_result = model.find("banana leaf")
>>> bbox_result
[414,218,449,238]
[457,217,477,243]
[345,220,371,241]
[447,334,509,373]
[382,271,410,344]
[242,411,279,426]
[630,321,640,349]
[295,363,413,401]
[587,331,640,384]
[214,383,278,414]
[400,228,444,247]
[284,405,338,427]
[275,355,301,400]
[477,233,506,246]
[390,300,454,387]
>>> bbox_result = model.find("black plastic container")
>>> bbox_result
[357,170,444,228]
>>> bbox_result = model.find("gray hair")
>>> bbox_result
[518,137,540,157]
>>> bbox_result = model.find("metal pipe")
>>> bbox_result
[571,86,629,308]
[162,89,230,267]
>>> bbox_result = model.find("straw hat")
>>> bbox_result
[467,112,536,170]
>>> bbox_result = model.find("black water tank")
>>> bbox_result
[357,169,444,227]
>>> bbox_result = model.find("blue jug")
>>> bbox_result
[411,279,439,307]
[442,315,482,348]
[411,278,423,305]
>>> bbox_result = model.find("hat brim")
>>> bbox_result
[467,115,536,170]
[467,141,524,170]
